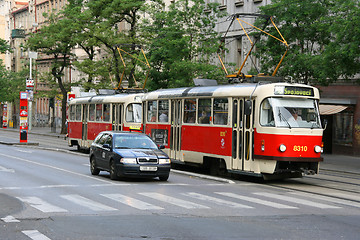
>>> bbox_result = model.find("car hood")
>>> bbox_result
[114,148,168,159]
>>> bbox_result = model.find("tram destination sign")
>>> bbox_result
[274,86,314,97]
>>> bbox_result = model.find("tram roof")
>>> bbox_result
[69,93,144,104]
[144,82,319,100]
[144,83,256,99]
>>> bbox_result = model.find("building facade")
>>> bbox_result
[318,83,360,156]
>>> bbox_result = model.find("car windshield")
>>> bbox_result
[260,97,322,129]
[113,135,158,149]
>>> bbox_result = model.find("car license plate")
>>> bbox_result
[140,166,157,171]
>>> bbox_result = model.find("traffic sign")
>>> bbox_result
[26,78,34,89]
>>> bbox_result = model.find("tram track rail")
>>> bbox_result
[264,170,360,203]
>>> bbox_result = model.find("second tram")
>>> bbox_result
[68,93,143,150]
[143,82,323,178]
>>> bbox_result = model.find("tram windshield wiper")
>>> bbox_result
[278,110,291,129]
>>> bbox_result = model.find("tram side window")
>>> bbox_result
[158,100,169,122]
[89,104,95,121]
[96,104,103,121]
[184,99,196,123]
[260,99,275,127]
[75,105,81,121]
[213,98,228,125]
[147,101,157,122]
[103,104,110,122]
[69,105,75,120]
[198,99,211,124]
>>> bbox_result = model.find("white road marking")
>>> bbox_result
[15,149,33,153]
[253,192,341,209]
[1,215,20,223]
[216,192,298,209]
[0,165,14,173]
[17,196,68,213]
[139,192,210,209]
[22,230,51,240]
[0,153,116,185]
[61,194,117,211]
[291,192,360,208]
[101,193,163,210]
[183,192,253,209]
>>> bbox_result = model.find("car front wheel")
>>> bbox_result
[159,174,169,181]
[90,156,100,175]
[110,160,118,180]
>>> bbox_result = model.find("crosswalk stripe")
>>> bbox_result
[290,192,360,208]
[253,192,341,209]
[101,194,163,210]
[216,192,298,209]
[22,230,51,240]
[183,192,253,209]
[61,194,117,211]
[1,215,20,223]
[17,196,68,213]
[139,192,210,209]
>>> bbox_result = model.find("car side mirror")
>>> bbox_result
[103,143,112,150]
[158,145,165,150]
[244,100,252,115]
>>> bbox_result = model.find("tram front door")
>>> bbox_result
[232,98,254,171]
[170,100,182,161]
[112,104,122,131]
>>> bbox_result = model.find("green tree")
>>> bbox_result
[86,0,147,89]
[321,0,360,82]
[26,13,76,134]
[0,39,17,102]
[140,0,226,90]
[255,0,335,84]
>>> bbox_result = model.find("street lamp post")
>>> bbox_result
[27,51,37,131]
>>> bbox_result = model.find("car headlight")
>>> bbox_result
[120,158,137,164]
[158,158,171,164]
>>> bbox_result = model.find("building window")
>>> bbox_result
[334,107,354,146]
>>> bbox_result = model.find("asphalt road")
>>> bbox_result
[0,130,360,239]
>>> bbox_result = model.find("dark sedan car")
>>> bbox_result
[89,131,171,181]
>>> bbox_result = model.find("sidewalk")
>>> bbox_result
[1,126,360,174]
[1,126,65,138]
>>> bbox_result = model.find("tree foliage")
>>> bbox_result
[0,39,19,103]
[140,0,226,90]
[255,0,360,85]
[254,0,333,84]
[26,13,76,134]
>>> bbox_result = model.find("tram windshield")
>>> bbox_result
[125,103,142,123]
[260,98,321,129]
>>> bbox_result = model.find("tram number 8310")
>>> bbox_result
[293,145,308,152]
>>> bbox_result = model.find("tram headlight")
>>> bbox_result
[314,145,322,153]
[279,144,287,152]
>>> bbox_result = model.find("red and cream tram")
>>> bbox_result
[143,82,323,178]
[67,93,143,150]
